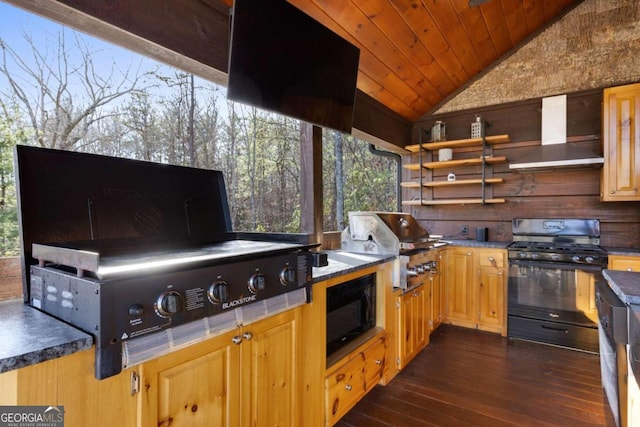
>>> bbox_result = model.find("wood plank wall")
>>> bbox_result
[404,88,640,249]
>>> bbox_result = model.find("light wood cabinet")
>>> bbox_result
[609,254,640,272]
[324,333,386,426]
[299,262,395,427]
[141,308,300,427]
[444,247,507,335]
[444,247,476,328]
[0,348,139,426]
[602,83,640,201]
[397,284,428,369]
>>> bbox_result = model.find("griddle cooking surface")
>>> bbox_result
[34,240,307,279]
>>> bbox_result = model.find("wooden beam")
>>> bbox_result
[353,90,412,150]
[299,124,323,245]
[3,0,231,86]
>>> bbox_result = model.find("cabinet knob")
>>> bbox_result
[375,359,382,365]
[628,267,633,272]
[345,384,352,391]
[243,332,253,340]
[467,252,472,256]
[232,335,242,345]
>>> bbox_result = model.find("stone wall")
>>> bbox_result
[436,0,640,114]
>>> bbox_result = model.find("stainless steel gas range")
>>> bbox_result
[14,146,314,379]
[507,218,608,353]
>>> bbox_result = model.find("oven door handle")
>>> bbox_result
[540,324,569,334]
[508,258,603,272]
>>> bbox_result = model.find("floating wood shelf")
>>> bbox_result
[402,198,506,206]
[403,156,507,171]
[401,132,509,206]
[405,134,510,153]
[400,178,503,188]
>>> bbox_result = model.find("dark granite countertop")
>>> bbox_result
[602,270,640,304]
[312,251,396,283]
[0,299,93,374]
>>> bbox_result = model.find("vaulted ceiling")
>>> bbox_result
[285,0,581,122]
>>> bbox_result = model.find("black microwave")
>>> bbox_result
[326,273,376,357]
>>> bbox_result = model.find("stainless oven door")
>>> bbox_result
[508,259,600,326]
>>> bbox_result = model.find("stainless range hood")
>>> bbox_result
[509,142,604,172]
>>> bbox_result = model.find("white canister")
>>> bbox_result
[439,148,453,162]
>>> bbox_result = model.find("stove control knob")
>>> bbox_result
[530,253,539,259]
[248,273,267,294]
[585,256,595,264]
[279,267,297,287]
[129,304,144,317]
[208,281,229,303]
[572,255,582,263]
[519,252,528,258]
[550,254,560,261]
[156,291,182,318]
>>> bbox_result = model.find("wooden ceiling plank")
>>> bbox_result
[388,0,470,88]
[421,0,484,79]
[543,0,571,22]
[476,0,513,55]
[523,0,545,33]
[450,0,498,67]
[357,73,423,120]
[500,0,529,45]
[354,0,457,97]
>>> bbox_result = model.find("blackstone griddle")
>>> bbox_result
[14,145,314,379]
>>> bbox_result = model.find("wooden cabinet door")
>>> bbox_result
[397,284,427,369]
[242,308,300,427]
[478,266,505,334]
[602,83,640,201]
[141,329,241,427]
[444,248,475,328]
[429,272,443,331]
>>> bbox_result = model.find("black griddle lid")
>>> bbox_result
[14,145,233,296]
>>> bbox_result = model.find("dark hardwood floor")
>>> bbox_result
[336,325,615,427]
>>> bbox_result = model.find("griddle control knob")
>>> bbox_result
[248,272,267,294]
[208,281,229,303]
[279,266,297,287]
[129,304,144,317]
[155,291,182,318]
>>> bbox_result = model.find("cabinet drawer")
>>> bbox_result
[362,336,386,392]
[609,256,640,272]
[478,249,504,268]
[325,354,365,425]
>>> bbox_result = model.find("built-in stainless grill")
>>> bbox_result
[15,145,314,379]
[507,218,608,353]
[340,211,446,288]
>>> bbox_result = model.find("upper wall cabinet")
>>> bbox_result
[601,83,640,201]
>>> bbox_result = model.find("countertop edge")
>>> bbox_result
[603,269,640,305]
[0,299,93,374]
